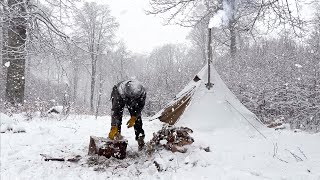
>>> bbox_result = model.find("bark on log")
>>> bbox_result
[88,136,128,159]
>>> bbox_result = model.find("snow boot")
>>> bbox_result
[137,136,145,151]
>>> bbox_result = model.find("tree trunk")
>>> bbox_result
[120,57,124,80]
[84,81,88,107]
[95,74,103,119]
[5,0,27,105]
[73,59,79,104]
[229,24,236,58]
[1,3,9,99]
[228,0,236,60]
[90,56,97,113]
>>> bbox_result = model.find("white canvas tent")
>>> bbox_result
[153,64,265,134]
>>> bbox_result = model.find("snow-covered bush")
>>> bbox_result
[216,36,320,132]
[0,113,26,133]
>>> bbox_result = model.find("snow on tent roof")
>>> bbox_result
[152,64,265,133]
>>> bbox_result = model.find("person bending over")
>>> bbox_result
[108,80,146,150]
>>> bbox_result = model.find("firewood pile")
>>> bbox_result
[146,125,194,154]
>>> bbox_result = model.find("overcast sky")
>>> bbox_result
[89,0,316,54]
[92,0,191,54]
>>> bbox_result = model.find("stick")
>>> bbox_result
[40,154,81,162]
[285,149,303,162]
[153,161,162,172]
[277,157,289,163]
[41,154,65,161]
[45,158,65,162]
[273,142,278,158]
[297,147,307,160]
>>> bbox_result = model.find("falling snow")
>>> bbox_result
[4,61,10,67]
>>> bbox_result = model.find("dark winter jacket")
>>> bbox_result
[110,80,146,126]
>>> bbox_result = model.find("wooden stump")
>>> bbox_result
[88,136,128,159]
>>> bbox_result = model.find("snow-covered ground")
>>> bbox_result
[1,66,320,179]
[1,113,320,180]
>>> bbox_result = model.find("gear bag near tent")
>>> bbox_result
[152,64,265,135]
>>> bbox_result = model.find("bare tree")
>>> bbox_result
[2,0,29,105]
[111,42,130,81]
[74,2,118,113]
[187,20,208,64]
[0,0,81,112]
[148,0,304,58]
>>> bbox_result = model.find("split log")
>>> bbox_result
[88,136,128,159]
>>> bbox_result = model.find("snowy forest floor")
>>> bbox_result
[1,114,320,180]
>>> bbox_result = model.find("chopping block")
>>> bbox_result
[88,136,128,159]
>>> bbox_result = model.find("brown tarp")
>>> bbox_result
[158,87,195,125]
[154,66,206,125]
[159,94,191,125]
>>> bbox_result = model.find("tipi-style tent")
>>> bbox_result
[152,65,265,132]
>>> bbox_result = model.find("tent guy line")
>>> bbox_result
[225,100,267,139]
